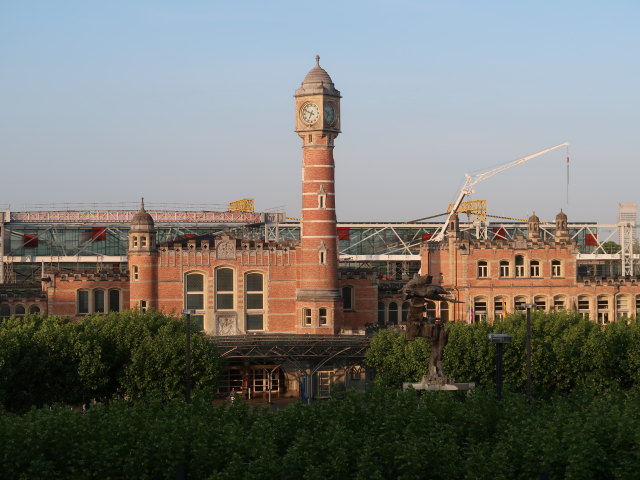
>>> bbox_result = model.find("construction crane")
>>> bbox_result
[428,142,569,242]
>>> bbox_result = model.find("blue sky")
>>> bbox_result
[1,1,638,224]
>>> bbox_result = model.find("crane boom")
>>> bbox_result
[429,142,569,242]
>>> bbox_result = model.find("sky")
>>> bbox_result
[1,0,638,225]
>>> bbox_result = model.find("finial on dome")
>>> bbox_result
[315,55,320,66]
[141,197,145,210]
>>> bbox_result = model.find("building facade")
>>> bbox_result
[421,211,640,323]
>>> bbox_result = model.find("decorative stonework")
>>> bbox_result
[217,241,236,260]
[216,313,239,335]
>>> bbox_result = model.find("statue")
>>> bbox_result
[401,274,457,379]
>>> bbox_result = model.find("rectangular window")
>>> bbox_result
[186,293,204,310]
[530,262,540,277]
[303,308,312,326]
[245,273,264,330]
[318,371,332,398]
[216,268,234,310]
[246,314,263,330]
[477,262,488,278]
[140,300,147,313]
[551,261,561,277]
[133,265,139,281]
[499,262,509,277]
[342,286,354,311]
[246,274,263,309]
[319,308,328,326]
[191,315,205,331]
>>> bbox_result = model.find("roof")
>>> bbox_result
[296,55,340,97]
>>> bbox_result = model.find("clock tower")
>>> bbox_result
[294,56,342,333]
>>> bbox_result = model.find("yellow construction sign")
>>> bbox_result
[228,198,255,213]
[447,200,487,223]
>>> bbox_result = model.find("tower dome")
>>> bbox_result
[556,210,568,222]
[296,55,340,96]
[131,198,155,233]
[528,213,540,223]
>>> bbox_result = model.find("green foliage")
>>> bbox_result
[367,312,640,395]
[1,387,640,479]
[0,311,220,411]
[365,328,430,387]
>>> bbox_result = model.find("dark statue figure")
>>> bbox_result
[402,274,458,379]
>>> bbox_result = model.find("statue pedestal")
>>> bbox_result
[403,375,475,392]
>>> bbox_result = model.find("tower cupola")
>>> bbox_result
[528,212,540,239]
[129,198,156,251]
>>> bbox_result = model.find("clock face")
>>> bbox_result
[324,103,335,125]
[301,103,320,124]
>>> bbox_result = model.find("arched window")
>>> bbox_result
[0,305,10,319]
[245,272,264,331]
[185,272,205,330]
[77,290,90,315]
[551,260,562,277]
[215,268,234,310]
[499,260,510,278]
[578,295,590,319]
[440,301,449,322]
[515,255,525,277]
[109,289,121,312]
[477,261,488,278]
[388,302,398,325]
[530,260,540,277]
[401,301,410,322]
[597,295,610,324]
[473,297,487,323]
[514,295,528,311]
[616,295,631,320]
[494,297,507,319]
[15,305,25,317]
[29,305,41,314]
[342,286,354,311]
[94,290,105,313]
[553,295,567,311]
[426,301,437,318]
[186,273,205,310]
[534,295,546,311]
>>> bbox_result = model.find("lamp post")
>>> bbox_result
[488,333,512,402]
[182,309,195,404]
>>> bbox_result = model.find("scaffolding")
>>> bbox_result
[1,204,638,283]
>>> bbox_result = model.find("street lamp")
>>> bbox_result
[488,333,512,402]
[182,309,196,404]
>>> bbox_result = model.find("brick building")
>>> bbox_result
[420,211,640,323]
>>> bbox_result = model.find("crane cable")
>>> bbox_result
[566,144,570,205]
